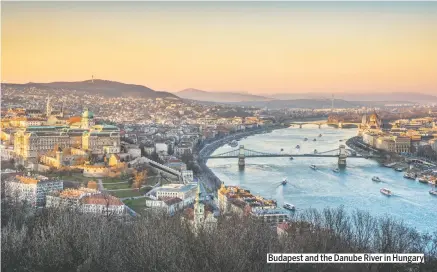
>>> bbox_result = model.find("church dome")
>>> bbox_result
[82,109,94,119]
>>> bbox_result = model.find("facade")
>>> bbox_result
[217,184,287,225]
[174,141,193,156]
[13,111,120,160]
[155,183,197,207]
[7,175,63,207]
[145,197,184,215]
[395,136,411,153]
[46,187,98,208]
[80,194,125,215]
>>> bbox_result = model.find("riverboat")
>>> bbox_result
[282,178,287,185]
[229,140,238,147]
[430,190,437,196]
[289,157,294,160]
[403,172,416,180]
[295,145,300,149]
[313,138,317,141]
[395,167,404,172]
[372,176,381,182]
[418,177,428,184]
[318,134,322,137]
[304,138,308,141]
[310,165,317,170]
[380,188,392,196]
[333,168,340,173]
[283,203,296,211]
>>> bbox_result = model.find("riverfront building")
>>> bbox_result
[217,183,288,225]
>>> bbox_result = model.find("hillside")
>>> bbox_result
[2,79,178,99]
[175,88,272,103]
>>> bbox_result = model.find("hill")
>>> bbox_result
[2,79,178,99]
[175,88,272,103]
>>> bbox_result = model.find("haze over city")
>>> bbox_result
[2,1,436,94]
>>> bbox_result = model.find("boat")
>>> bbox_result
[310,165,317,170]
[295,145,300,149]
[333,168,340,173]
[403,173,416,180]
[313,138,317,141]
[428,180,436,185]
[229,140,238,147]
[429,190,437,196]
[281,178,287,185]
[283,203,296,211]
[289,157,294,160]
[339,140,343,142]
[418,177,428,184]
[304,138,308,141]
[372,176,381,182]
[314,149,318,154]
[380,188,392,196]
[395,167,404,172]
[281,148,284,152]
[318,134,322,137]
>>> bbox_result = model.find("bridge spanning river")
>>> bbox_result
[204,144,379,169]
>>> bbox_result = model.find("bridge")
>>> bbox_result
[205,145,379,169]
[287,121,361,129]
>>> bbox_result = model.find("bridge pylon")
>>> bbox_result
[238,145,245,170]
[318,123,322,129]
[338,144,347,168]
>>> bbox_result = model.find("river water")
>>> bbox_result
[207,125,437,233]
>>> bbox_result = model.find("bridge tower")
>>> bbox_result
[338,144,347,168]
[299,124,302,129]
[338,122,343,129]
[318,123,322,129]
[238,145,245,170]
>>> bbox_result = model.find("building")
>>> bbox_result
[174,141,193,156]
[13,110,120,160]
[154,183,197,207]
[80,194,125,215]
[375,136,396,153]
[217,183,287,225]
[394,136,411,153]
[430,138,437,152]
[145,197,184,215]
[46,187,98,208]
[6,175,63,207]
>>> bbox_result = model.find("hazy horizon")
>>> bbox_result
[2,2,436,95]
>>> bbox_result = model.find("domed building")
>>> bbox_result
[359,111,382,134]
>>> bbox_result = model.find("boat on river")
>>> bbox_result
[318,134,322,137]
[283,203,296,211]
[333,168,340,173]
[313,138,317,141]
[304,138,308,141]
[295,145,300,149]
[372,176,381,182]
[229,140,238,147]
[430,190,437,196]
[310,165,317,170]
[289,157,294,160]
[380,188,392,196]
[281,178,287,185]
[403,172,416,180]
[418,177,428,184]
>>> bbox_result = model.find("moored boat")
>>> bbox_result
[310,165,317,170]
[295,145,300,149]
[430,190,437,196]
[403,172,416,180]
[418,177,428,184]
[380,188,392,196]
[230,140,238,147]
[372,176,381,182]
[333,168,340,173]
[289,157,294,160]
[282,178,287,185]
[395,167,404,172]
[283,203,296,211]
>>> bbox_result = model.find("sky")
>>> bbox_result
[2,2,437,95]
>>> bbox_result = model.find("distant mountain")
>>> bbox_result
[175,88,272,103]
[229,99,363,109]
[2,79,178,99]
[269,92,437,103]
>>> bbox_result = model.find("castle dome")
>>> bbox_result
[369,112,379,122]
[82,109,94,119]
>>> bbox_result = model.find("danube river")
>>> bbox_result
[207,125,437,233]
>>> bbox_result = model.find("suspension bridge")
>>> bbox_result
[204,145,379,169]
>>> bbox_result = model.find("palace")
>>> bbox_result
[13,109,120,161]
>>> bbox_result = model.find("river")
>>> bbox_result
[207,125,437,233]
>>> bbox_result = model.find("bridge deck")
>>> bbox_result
[207,154,378,159]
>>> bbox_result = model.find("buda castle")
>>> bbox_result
[13,105,120,161]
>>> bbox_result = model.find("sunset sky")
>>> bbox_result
[2,2,437,94]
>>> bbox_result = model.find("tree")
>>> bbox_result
[16,164,25,173]
[133,169,147,189]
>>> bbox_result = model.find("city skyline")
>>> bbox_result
[2,1,437,94]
